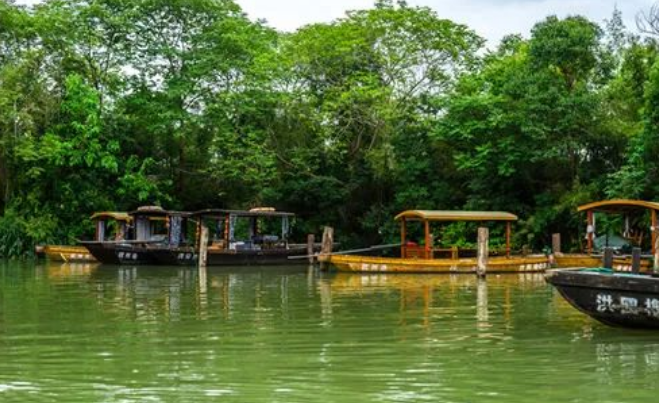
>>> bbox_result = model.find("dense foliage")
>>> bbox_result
[0,0,658,256]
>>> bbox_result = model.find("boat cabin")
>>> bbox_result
[193,208,294,251]
[129,206,192,246]
[578,199,659,255]
[92,212,132,241]
[395,210,518,259]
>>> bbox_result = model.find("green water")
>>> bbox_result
[0,261,658,402]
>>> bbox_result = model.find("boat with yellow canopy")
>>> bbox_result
[328,210,550,274]
[37,212,132,263]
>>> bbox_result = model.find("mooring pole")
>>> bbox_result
[654,231,659,273]
[198,224,209,269]
[477,227,489,278]
[552,233,561,255]
[307,234,315,264]
[319,227,334,271]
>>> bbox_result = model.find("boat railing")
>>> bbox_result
[402,245,519,260]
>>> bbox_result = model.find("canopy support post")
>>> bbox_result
[505,222,511,258]
[587,210,594,254]
[424,220,431,259]
[400,219,407,259]
[652,209,657,256]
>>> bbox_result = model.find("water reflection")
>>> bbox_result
[1,263,658,402]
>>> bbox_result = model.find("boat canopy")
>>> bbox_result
[193,209,295,218]
[90,212,132,222]
[578,199,659,254]
[577,199,659,213]
[395,210,518,222]
[128,207,190,218]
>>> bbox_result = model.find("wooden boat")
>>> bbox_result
[546,268,659,329]
[81,207,189,265]
[150,208,318,266]
[38,245,95,263]
[330,254,550,274]
[553,200,659,272]
[38,212,132,263]
[327,210,551,273]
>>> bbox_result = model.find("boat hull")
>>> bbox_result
[546,269,659,328]
[554,254,652,273]
[150,247,312,266]
[328,255,551,273]
[42,245,97,263]
[81,242,158,265]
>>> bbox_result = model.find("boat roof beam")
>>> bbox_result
[578,199,659,213]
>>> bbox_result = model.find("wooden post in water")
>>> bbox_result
[632,247,642,274]
[603,247,613,270]
[477,227,489,278]
[198,223,209,269]
[552,233,561,255]
[654,232,659,273]
[319,227,334,271]
[307,234,315,264]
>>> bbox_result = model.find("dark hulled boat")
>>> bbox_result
[81,242,158,265]
[81,207,192,265]
[150,208,317,266]
[545,268,659,329]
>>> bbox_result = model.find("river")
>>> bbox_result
[0,261,657,402]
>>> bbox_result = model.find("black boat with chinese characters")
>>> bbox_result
[81,206,192,265]
[545,268,659,329]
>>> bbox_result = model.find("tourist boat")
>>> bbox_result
[545,268,659,328]
[150,208,318,266]
[37,212,132,263]
[553,199,659,272]
[327,210,551,273]
[81,207,190,265]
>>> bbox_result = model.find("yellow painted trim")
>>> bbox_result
[329,254,548,273]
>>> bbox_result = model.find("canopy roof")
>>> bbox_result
[129,206,190,217]
[577,200,659,213]
[395,210,518,222]
[193,209,295,218]
[90,212,132,222]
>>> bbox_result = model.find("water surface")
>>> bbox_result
[0,261,657,402]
